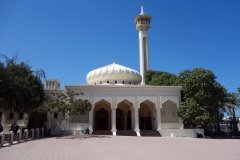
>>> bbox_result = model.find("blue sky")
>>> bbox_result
[1,1,240,102]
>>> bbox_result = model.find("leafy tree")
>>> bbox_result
[144,70,177,86]
[176,68,228,129]
[0,54,45,112]
[38,88,92,135]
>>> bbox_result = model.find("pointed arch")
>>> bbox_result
[93,98,111,108]
[117,99,133,108]
[161,100,179,123]
[139,96,157,109]
[161,96,179,108]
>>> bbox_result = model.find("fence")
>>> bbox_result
[0,128,45,148]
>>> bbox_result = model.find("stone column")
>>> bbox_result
[124,112,127,130]
[93,110,95,130]
[134,97,140,137]
[1,112,6,126]
[0,132,4,147]
[88,96,93,134]
[24,129,29,141]
[17,130,22,143]
[9,131,14,145]
[111,108,116,135]
[88,108,93,134]
[134,107,140,132]
[157,106,162,131]
[131,107,134,130]
[31,129,34,139]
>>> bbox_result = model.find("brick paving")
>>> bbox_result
[0,135,240,160]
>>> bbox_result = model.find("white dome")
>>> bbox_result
[86,62,142,85]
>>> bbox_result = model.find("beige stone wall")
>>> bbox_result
[69,112,89,123]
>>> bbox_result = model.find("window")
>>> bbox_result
[100,81,102,84]
[123,81,124,84]
[10,112,14,119]
[115,80,117,83]
[54,113,58,118]
[19,113,24,119]
[107,81,109,83]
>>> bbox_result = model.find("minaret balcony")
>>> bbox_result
[137,21,150,26]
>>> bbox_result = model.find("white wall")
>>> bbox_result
[158,129,204,137]
[161,123,180,129]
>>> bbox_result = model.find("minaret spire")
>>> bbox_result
[140,4,145,15]
[134,5,152,85]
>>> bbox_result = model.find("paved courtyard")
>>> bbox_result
[0,135,240,160]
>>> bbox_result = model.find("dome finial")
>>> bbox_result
[113,58,116,64]
[140,4,145,15]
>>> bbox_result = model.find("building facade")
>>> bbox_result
[0,6,203,137]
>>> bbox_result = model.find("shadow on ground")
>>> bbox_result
[54,135,112,140]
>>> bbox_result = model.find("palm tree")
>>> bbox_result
[224,89,240,134]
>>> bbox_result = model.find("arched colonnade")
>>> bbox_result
[86,96,183,135]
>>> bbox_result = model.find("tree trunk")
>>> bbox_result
[232,108,237,135]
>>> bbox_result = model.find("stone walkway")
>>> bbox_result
[0,135,239,160]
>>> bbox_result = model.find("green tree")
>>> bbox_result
[176,68,228,129]
[38,88,92,135]
[144,70,177,86]
[0,54,45,112]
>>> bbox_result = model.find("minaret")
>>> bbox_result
[134,5,152,85]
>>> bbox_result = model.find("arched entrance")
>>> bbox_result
[94,100,111,130]
[116,108,124,130]
[127,110,131,130]
[95,108,108,130]
[139,100,156,130]
[117,100,133,130]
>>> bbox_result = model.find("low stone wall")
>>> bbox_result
[158,129,204,137]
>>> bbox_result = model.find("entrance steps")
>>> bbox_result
[92,130,112,135]
[116,130,137,136]
[140,130,161,137]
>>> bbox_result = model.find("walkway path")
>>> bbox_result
[0,135,239,160]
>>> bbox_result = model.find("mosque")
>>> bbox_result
[0,6,202,137]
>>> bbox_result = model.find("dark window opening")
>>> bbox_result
[107,81,109,83]
[10,112,14,119]
[115,80,117,83]
[100,81,102,84]
[19,113,24,119]
[54,113,58,118]
[123,81,124,84]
